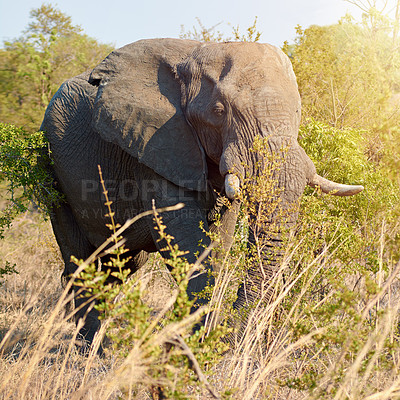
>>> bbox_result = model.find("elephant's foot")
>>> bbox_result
[74,318,104,357]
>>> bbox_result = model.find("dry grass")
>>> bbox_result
[1,211,400,399]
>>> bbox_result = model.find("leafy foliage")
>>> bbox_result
[0,261,18,287]
[73,171,231,398]
[1,4,400,398]
[274,119,400,394]
[283,12,400,131]
[0,123,62,238]
[0,4,113,131]
[298,119,400,269]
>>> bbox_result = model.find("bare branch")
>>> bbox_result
[167,335,221,399]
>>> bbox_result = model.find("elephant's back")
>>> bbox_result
[41,71,96,146]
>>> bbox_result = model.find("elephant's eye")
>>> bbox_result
[213,102,225,117]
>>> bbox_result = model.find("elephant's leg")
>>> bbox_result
[148,199,214,309]
[50,201,100,346]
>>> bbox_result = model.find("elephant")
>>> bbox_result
[40,38,364,348]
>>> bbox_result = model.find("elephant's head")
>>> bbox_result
[176,41,364,202]
[89,39,362,199]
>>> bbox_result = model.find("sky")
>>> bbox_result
[0,0,366,49]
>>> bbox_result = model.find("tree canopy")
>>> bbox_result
[0,4,114,131]
[283,13,400,131]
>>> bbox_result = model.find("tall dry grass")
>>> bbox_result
[1,209,400,399]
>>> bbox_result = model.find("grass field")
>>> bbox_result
[1,207,400,399]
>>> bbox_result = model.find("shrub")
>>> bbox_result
[0,123,62,238]
[299,119,400,270]
[72,169,232,398]
[272,119,400,395]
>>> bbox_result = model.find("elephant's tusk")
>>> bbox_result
[225,174,241,199]
[308,174,364,196]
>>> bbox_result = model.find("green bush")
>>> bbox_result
[0,261,18,287]
[273,119,400,395]
[0,123,62,238]
[72,170,232,398]
[299,119,400,269]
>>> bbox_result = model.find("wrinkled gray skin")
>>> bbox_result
[41,39,363,347]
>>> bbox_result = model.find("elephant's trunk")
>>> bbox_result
[233,225,284,311]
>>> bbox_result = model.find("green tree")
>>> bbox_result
[0,4,114,131]
[25,3,81,48]
[283,12,400,131]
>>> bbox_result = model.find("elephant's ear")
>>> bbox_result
[89,39,207,192]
